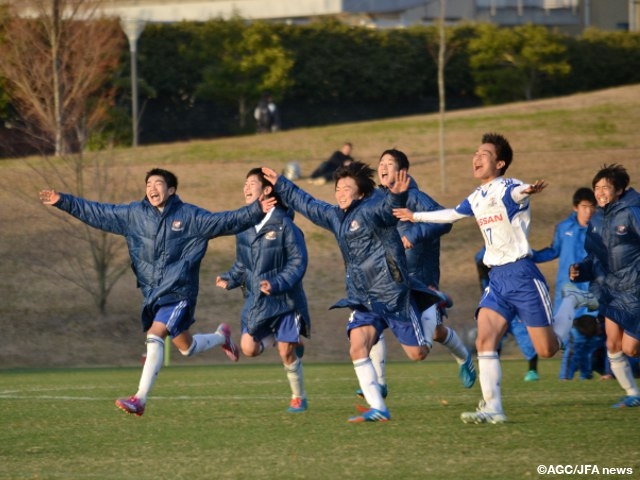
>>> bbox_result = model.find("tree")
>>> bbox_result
[0,0,124,155]
[195,18,294,130]
[468,24,570,104]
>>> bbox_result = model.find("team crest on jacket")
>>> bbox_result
[349,220,360,232]
[171,220,184,232]
[265,231,277,240]
[616,225,628,235]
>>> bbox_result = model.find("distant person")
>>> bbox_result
[254,92,280,133]
[531,187,599,380]
[38,168,276,416]
[475,247,539,381]
[394,133,593,424]
[262,162,445,423]
[216,168,310,413]
[308,142,353,185]
[570,164,640,408]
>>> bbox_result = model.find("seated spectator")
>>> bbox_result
[308,142,353,185]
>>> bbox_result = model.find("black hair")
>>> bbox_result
[246,167,284,207]
[591,164,629,193]
[481,133,513,175]
[572,187,596,207]
[145,168,178,190]
[379,148,409,171]
[333,161,376,197]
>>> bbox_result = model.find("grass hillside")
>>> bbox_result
[1,84,639,368]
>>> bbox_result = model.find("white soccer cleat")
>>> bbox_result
[460,400,507,424]
[561,283,599,311]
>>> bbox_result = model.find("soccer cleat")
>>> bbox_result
[460,400,507,424]
[356,383,388,400]
[295,340,305,359]
[459,355,477,388]
[217,323,239,362]
[611,395,640,408]
[287,397,308,413]
[561,283,598,311]
[115,396,145,416]
[348,407,390,423]
[524,370,540,382]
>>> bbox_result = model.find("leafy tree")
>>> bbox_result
[469,23,570,104]
[195,18,294,130]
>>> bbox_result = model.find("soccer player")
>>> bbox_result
[358,148,475,402]
[570,164,640,407]
[216,168,310,413]
[39,168,276,416]
[261,162,444,422]
[393,133,592,424]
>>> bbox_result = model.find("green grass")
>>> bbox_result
[1,360,637,480]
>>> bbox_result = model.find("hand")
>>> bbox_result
[261,167,279,185]
[401,235,413,249]
[389,170,409,194]
[259,279,272,295]
[569,263,580,281]
[215,276,228,289]
[39,189,60,205]
[259,194,277,213]
[393,208,415,223]
[523,180,547,195]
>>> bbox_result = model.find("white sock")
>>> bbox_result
[442,327,469,364]
[259,335,276,354]
[135,334,164,405]
[420,306,437,349]
[183,332,225,356]
[353,357,386,411]
[608,351,640,396]
[284,358,305,399]
[478,351,503,414]
[369,334,387,387]
[553,297,576,345]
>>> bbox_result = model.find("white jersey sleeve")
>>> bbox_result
[412,208,468,223]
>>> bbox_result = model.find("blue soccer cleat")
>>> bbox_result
[611,395,640,408]
[348,407,390,423]
[524,370,540,382]
[459,355,477,388]
[287,397,308,413]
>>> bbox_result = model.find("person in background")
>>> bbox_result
[216,168,310,413]
[570,164,640,407]
[39,168,276,416]
[308,142,354,185]
[262,162,445,423]
[531,187,600,381]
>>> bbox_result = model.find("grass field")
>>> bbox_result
[1,359,637,480]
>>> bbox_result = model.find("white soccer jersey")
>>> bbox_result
[412,176,533,267]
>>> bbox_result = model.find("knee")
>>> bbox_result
[407,348,428,362]
[536,345,558,359]
[623,346,640,358]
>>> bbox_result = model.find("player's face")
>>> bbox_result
[146,175,175,208]
[378,154,400,188]
[243,174,269,205]
[472,143,503,183]
[575,200,596,227]
[335,177,363,210]
[593,178,622,208]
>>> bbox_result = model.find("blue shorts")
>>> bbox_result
[600,288,640,340]
[346,301,427,347]
[154,301,195,338]
[478,258,553,328]
[242,312,303,344]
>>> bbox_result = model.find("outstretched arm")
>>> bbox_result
[512,180,547,203]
